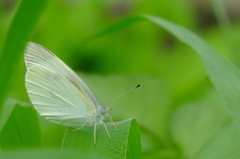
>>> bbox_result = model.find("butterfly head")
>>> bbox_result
[96,105,110,122]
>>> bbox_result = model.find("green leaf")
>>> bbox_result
[87,15,240,130]
[170,89,229,158]
[62,118,141,159]
[79,74,172,157]
[193,121,240,159]
[228,151,240,159]
[0,0,48,110]
[0,104,41,150]
[0,149,109,159]
[210,0,235,53]
[89,14,240,158]
[0,99,32,134]
[141,15,240,130]
[0,99,16,133]
[82,16,143,45]
[140,15,240,158]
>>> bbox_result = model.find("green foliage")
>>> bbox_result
[0,102,41,150]
[0,149,109,159]
[1,0,240,159]
[193,121,240,159]
[0,99,16,132]
[143,15,240,129]
[62,118,141,159]
[0,0,48,111]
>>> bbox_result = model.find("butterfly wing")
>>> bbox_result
[25,42,99,111]
[25,66,92,127]
[24,42,99,127]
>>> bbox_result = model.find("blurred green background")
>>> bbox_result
[0,0,240,158]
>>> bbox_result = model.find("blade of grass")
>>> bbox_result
[211,0,232,34]
[0,149,109,159]
[82,16,143,45]
[62,118,141,159]
[210,0,236,61]
[0,99,16,133]
[0,104,41,150]
[0,99,30,133]
[193,120,240,159]
[84,14,240,129]
[142,15,240,129]
[0,0,48,112]
[84,15,240,158]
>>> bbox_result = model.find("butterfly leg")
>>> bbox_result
[108,116,118,130]
[101,121,112,139]
[71,120,88,131]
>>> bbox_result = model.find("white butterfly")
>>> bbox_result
[24,42,115,145]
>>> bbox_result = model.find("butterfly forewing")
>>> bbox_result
[24,42,101,128]
[25,42,99,112]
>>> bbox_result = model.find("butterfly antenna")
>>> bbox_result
[104,84,141,106]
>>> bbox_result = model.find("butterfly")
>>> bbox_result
[24,42,116,145]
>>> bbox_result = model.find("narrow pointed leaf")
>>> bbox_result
[0,0,48,110]
[193,121,240,159]
[0,104,41,149]
[142,15,240,130]
[0,99,17,133]
[0,149,108,159]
